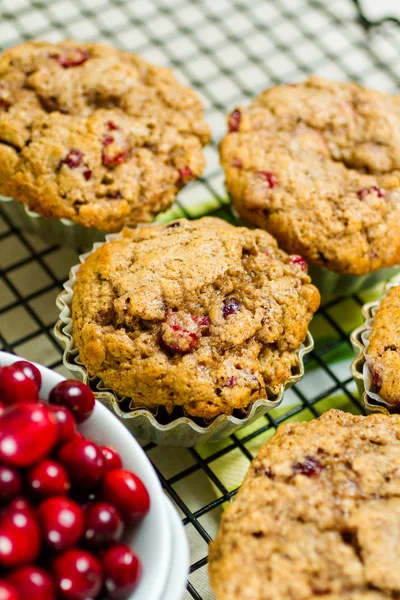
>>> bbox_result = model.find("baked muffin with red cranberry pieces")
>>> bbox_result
[209,409,400,600]
[0,40,210,231]
[221,76,400,275]
[71,217,319,419]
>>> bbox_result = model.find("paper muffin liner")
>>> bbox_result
[0,195,107,249]
[350,281,400,414]
[54,231,315,446]
[230,205,400,297]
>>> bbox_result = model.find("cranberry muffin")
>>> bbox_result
[367,285,400,408]
[71,217,319,419]
[221,76,400,275]
[209,409,400,600]
[0,40,210,231]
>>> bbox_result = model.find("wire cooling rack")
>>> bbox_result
[1,0,400,597]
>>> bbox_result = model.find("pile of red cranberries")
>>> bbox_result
[0,360,150,600]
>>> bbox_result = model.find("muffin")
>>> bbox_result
[220,76,400,275]
[0,40,210,231]
[70,217,320,420]
[209,409,400,600]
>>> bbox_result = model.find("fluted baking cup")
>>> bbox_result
[0,195,106,249]
[54,231,314,446]
[350,281,400,413]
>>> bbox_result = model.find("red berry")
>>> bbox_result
[102,544,141,599]
[357,186,384,200]
[178,166,193,181]
[38,497,84,552]
[228,109,241,132]
[0,402,5,417]
[0,467,22,504]
[13,361,41,390]
[257,170,277,189]
[290,255,308,272]
[0,402,58,468]
[102,469,150,524]
[0,366,38,405]
[50,406,76,445]
[222,297,241,319]
[0,581,19,600]
[49,381,94,424]
[59,149,83,170]
[51,49,88,68]
[52,549,102,600]
[84,502,123,548]
[58,436,106,490]
[26,459,70,499]
[101,446,122,472]
[293,456,323,477]
[7,566,55,600]
[0,499,41,567]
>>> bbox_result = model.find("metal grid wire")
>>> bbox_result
[0,0,400,597]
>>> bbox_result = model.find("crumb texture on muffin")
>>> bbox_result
[221,76,400,274]
[71,217,319,419]
[209,409,400,600]
[0,40,210,230]
[367,285,400,406]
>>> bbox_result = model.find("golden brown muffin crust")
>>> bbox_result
[209,409,400,600]
[220,76,400,275]
[0,40,210,230]
[71,217,319,419]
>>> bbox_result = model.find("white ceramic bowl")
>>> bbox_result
[0,351,174,600]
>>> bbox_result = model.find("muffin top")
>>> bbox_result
[72,217,319,419]
[367,285,400,407]
[0,40,210,231]
[209,409,400,600]
[220,76,400,275]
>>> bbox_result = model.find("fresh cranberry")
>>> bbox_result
[106,121,119,131]
[192,315,210,327]
[52,549,102,600]
[26,459,70,499]
[0,467,22,503]
[0,499,41,567]
[357,186,384,200]
[13,361,41,390]
[58,436,106,490]
[50,406,76,445]
[83,168,92,181]
[100,446,122,472]
[84,502,123,548]
[51,49,88,68]
[228,109,241,132]
[178,166,193,181]
[102,544,141,599]
[102,134,128,168]
[222,297,241,319]
[0,402,58,468]
[49,380,94,424]
[293,456,323,477]
[0,581,19,600]
[7,566,55,600]
[257,170,277,189]
[0,366,38,406]
[102,469,150,524]
[38,497,83,552]
[290,255,308,272]
[161,311,200,353]
[59,150,83,170]
[225,376,237,388]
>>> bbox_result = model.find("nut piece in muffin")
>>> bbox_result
[71,217,320,419]
[0,40,210,231]
[220,76,400,275]
[367,285,400,408]
[209,409,400,600]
